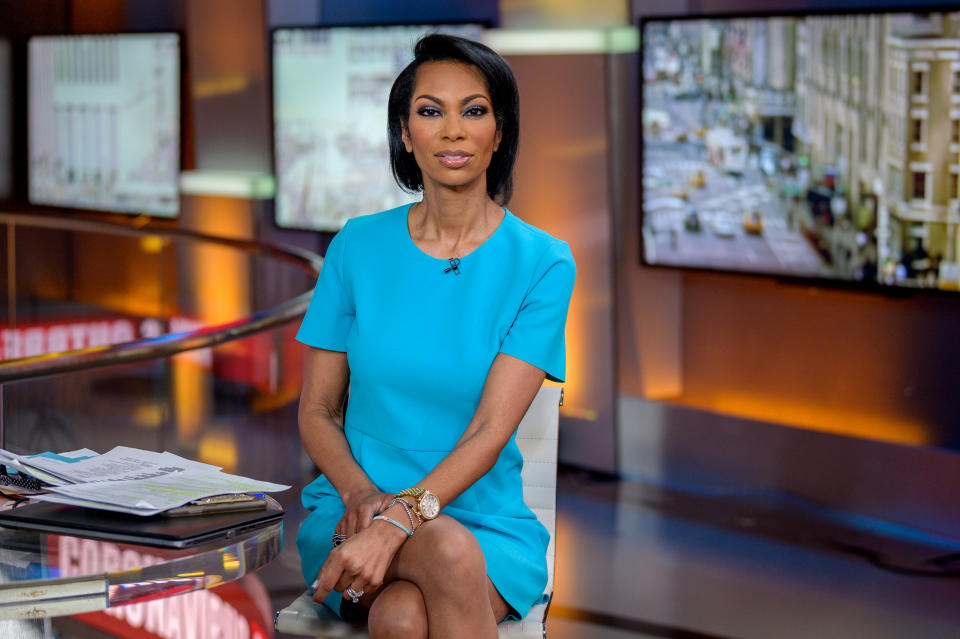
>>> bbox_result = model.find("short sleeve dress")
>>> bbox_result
[295,202,576,620]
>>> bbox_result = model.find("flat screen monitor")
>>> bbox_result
[640,11,960,292]
[272,24,483,231]
[28,33,180,217]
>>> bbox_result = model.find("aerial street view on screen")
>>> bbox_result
[28,34,180,217]
[642,12,960,292]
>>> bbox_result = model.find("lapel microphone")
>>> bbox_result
[444,257,461,275]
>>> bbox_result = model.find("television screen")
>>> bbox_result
[28,34,180,217]
[272,24,483,231]
[641,12,960,292]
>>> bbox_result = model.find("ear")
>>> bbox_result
[494,128,503,152]
[401,122,413,153]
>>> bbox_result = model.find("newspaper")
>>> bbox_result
[0,446,289,516]
[0,448,98,486]
[19,447,221,485]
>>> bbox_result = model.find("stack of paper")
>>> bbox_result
[0,446,289,516]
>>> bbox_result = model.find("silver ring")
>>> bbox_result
[345,586,364,603]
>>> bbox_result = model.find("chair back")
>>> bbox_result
[515,385,561,597]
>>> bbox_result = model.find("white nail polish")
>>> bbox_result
[311,580,319,590]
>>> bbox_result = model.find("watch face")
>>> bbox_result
[420,492,440,520]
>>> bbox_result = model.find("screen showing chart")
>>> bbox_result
[28,34,180,217]
[272,24,483,231]
[641,12,960,292]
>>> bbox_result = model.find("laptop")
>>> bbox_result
[0,496,284,549]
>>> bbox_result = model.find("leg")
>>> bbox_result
[367,580,428,639]
[487,579,511,624]
[389,515,501,639]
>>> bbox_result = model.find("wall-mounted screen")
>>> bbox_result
[28,34,180,217]
[272,24,483,231]
[641,12,960,292]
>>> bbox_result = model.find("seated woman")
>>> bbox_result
[296,33,576,639]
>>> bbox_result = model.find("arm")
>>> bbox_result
[299,347,394,535]
[406,352,545,511]
[401,242,576,512]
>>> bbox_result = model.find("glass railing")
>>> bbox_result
[0,211,324,634]
[0,209,321,501]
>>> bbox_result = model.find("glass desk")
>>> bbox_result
[0,518,281,634]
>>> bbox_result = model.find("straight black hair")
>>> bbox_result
[387,33,520,205]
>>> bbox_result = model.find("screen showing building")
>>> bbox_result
[272,24,483,231]
[641,12,960,292]
[28,34,180,217]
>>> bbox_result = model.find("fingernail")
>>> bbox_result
[311,580,319,591]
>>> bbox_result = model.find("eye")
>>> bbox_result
[463,104,489,118]
[416,105,441,118]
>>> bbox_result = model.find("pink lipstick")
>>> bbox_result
[436,150,472,168]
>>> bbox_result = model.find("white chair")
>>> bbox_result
[275,385,561,639]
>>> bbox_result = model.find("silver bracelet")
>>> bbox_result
[390,498,420,533]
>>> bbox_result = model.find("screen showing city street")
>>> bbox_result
[641,13,960,292]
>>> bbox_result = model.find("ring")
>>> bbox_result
[332,533,347,547]
[345,587,364,603]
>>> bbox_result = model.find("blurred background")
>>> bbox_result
[2,0,960,637]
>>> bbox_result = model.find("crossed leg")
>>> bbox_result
[360,515,510,639]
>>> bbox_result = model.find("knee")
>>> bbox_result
[415,518,486,584]
[368,587,427,639]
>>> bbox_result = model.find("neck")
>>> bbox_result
[411,182,502,256]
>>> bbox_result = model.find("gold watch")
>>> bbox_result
[396,487,440,521]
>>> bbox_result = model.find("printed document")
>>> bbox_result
[0,446,289,516]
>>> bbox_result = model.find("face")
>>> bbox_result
[401,61,502,194]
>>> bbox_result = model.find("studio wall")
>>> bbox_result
[509,52,618,473]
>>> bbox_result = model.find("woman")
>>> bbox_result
[296,34,575,639]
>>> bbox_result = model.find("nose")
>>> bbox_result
[441,114,465,141]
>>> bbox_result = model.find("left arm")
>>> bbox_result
[411,352,545,507]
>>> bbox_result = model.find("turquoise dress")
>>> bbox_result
[295,202,575,620]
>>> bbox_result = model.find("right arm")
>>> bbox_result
[298,347,393,536]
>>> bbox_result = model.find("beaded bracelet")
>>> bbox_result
[372,515,413,537]
[390,498,420,533]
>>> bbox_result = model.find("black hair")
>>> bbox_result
[387,33,520,205]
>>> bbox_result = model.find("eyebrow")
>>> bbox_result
[414,93,491,106]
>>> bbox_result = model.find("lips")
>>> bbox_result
[435,150,473,169]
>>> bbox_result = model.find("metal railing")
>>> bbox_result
[0,212,322,383]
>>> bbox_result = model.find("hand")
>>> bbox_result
[312,516,408,603]
[336,488,394,538]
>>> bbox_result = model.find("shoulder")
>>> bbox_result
[326,204,413,280]
[332,203,412,259]
[340,203,412,240]
[501,211,576,274]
